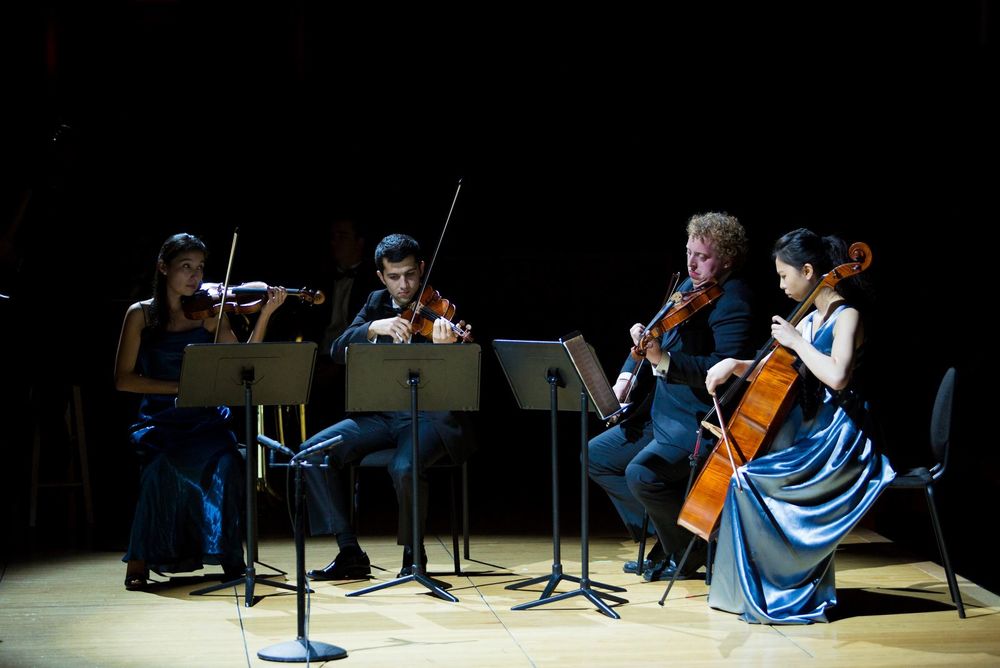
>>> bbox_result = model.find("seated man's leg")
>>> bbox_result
[387,413,450,555]
[301,414,395,580]
[625,442,705,579]
[588,422,655,542]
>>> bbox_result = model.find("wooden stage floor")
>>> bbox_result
[2,528,998,667]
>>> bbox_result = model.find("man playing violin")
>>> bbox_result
[301,233,474,580]
[588,213,755,582]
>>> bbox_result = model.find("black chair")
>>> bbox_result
[348,450,470,575]
[879,367,965,618]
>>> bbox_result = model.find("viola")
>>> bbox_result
[399,285,473,342]
[181,281,325,320]
[631,282,723,362]
[607,280,723,426]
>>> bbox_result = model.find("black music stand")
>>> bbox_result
[344,342,481,603]
[493,336,628,619]
[178,342,317,607]
[257,434,347,663]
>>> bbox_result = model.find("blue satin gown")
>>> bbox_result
[707,306,895,624]
[122,326,245,575]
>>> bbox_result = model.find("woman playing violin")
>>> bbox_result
[588,213,755,582]
[299,233,475,580]
[704,228,894,624]
[114,233,287,590]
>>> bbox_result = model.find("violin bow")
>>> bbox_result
[407,178,463,340]
[213,228,239,343]
[620,272,680,404]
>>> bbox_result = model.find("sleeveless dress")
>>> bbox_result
[707,305,895,624]
[122,325,245,575]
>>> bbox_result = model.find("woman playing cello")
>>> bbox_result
[704,228,894,624]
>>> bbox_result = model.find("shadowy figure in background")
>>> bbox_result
[301,218,382,433]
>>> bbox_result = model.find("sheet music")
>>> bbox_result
[561,333,623,421]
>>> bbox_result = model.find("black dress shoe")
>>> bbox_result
[623,542,666,574]
[397,545,428,577]
[642,558,702,582]
[307,550,372,580]
[222,563,247,581]
[623,558,655,574]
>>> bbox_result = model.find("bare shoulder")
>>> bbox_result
[833,306,864,345]
[835,306,861,326]
[123,300,153,327]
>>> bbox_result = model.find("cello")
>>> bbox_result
[677,242,872,541]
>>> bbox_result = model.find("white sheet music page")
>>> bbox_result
[561,333,622,421]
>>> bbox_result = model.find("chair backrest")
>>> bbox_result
[929,367,956,476]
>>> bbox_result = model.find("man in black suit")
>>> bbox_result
[302,233,473,580]
[588,212,755,581]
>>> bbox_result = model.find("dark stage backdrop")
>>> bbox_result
[2,5,995,590]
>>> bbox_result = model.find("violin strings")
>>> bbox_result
[417,305,462,330]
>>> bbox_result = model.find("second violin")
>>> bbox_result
[400,285,473,343]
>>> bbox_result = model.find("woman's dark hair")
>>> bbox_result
[773,228,875,413]
[374,233,421,271]
[148,233,208,333]
[772,228,871,306]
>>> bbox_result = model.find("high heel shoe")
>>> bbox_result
[124,570,149,591]
[124,560,149,591]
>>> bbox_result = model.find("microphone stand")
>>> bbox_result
[257,435,348,663]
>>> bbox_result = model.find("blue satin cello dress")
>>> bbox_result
[122,325,245,575]
[707,305,895,624]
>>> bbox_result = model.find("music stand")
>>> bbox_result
[179,341,317,607]
[493,335,628,619]
[344,342,480,603]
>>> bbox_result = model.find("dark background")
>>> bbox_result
[2,4,996,591]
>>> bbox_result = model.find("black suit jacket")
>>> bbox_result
[331,288,475,463]
[621,276,755,459]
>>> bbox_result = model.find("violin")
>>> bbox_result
[399,285,473,342]
[181,281,325,320]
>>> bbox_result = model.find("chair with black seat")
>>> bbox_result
[879,366,965,618]
[348,449,470,575]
